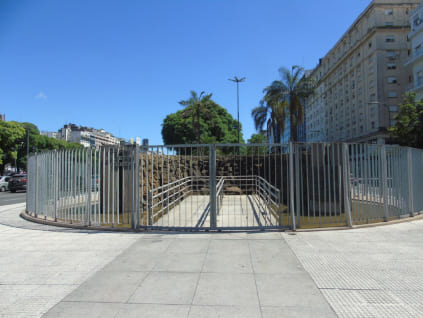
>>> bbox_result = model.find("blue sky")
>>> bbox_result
[1,0,371,145]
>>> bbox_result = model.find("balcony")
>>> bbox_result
[404,48,423,66]
[406,78,423,93]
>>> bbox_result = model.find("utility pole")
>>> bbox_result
[228,76,246,145]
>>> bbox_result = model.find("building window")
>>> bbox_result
[389,105,399,112]
[371,121,376,129]
[368,42,372,48]
[416,70,423,86]
[386,51,396,58]
[387,63,396,70]
[385,36,395,43]
[385,9,393,15]
[387,77,397,84]
[388,91,398,98]
[385,22,393,26]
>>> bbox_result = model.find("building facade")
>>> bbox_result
[57,124,120,148]
[40,131,58,139]
[306,0,420,144]
[406,2,423,100]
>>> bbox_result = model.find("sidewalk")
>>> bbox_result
[44,233,335,318]
[1,203,423,317]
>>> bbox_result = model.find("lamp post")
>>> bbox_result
[228,76,246,145]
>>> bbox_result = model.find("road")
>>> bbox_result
[0,191,26,206]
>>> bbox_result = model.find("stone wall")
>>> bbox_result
[137,147,347,216]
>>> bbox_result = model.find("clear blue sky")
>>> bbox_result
[1,0,371,145]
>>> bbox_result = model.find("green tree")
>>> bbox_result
[248,133,267,144]
[251,99,287,143]
[390,93,423,148]
[179,91,213,144]
[247,133,268,154]
[162,94,242,146]
[0,121,26,170]
[0,121,83,173]
[259,66,315,142]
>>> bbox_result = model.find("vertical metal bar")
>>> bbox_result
[209,145,217,230]
[87,148,92,226]
[316,144,321,225]
[407,148,414,216]
[116,148,120,224]
[134,144,140,229]
[342,143,352,227]
[288,142,296,230]
[380,145,389,221]
[112,148,115,225]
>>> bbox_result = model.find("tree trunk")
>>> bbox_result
[290,114,297,142]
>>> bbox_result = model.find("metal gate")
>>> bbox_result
[138,144,290,230]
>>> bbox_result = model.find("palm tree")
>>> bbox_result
[179,91,213,144]
[251,99,287,143]
[262,66,315,142]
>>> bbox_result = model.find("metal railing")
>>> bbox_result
[25,142,423,231]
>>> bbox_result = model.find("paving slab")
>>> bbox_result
[8,203,423,317]
[128,272,200,305]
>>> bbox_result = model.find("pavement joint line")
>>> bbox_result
[187,236,211,317]
[280,234,339,317]
[247,238,264,318]
[124,269,152,304]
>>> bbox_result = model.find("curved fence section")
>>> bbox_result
[25,143,423,230]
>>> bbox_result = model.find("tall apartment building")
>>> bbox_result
[406,2,423,100]
[57,124,120,148]
[306,0,420,143]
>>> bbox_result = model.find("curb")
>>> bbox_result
[21,210,423,233]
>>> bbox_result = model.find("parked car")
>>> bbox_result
[0,176,11,192]
[8,174,27,193]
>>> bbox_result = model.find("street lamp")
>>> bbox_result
[228,76,246,145]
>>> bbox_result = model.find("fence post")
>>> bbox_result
[342,143,353,227]
[407,148,414,217]
[35,153,38,218]
[209,144,217,230]
[288,142,296,231]
[54,151,58,222]
[380,145,389,222]
[87,148,92,226]
[132,145,140,229]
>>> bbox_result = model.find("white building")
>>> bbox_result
[305,80,327,142]
[40,131,58,139]
[406,2,423,100]
[57,124,120,148]
[306,0,419,144]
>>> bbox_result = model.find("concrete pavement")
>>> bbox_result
[1,203,423,317]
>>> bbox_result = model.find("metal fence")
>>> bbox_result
[25,143,423,231]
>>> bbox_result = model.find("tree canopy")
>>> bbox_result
[0,121,82,173]
[162,92,243,145]
[254,66,315,142]
[390,93,423,148]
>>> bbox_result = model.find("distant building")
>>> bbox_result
[40,131,58,139]
[57,124,120,148]
[406,2,423,101]
[306,0,420,144]
[0,114,5,121]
